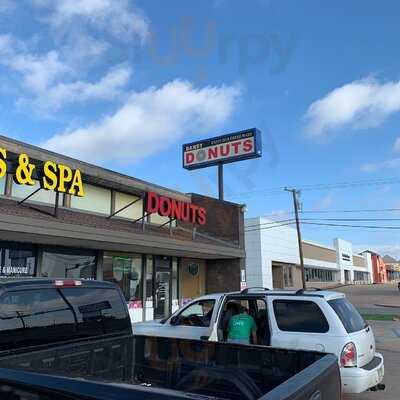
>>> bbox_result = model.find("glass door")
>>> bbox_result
[103,253,142,301]
[154,256,171,319]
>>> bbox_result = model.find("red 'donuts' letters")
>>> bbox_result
[146,192,207,225]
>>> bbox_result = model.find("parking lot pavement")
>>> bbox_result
[344,320,400,400]
[344,349,399,400]
[335,283,400,315]
[334,284,399,399]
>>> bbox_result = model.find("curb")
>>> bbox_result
[375,304,400,309]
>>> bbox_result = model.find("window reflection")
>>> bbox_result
[0,242,36,277]
[103,253,142,301]
[0,288,130,351]
[41,251,96,279]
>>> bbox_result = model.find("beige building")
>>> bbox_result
[245,217,372,290]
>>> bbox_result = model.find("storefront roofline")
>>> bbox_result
[0,229,241,259]
[302,239,336,252]
[0,134,190,202]
[0,207,244,260]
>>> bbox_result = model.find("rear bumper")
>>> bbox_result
[341,353,384,394]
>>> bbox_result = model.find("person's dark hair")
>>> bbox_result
[226,301,239,314]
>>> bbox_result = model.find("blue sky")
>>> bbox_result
[1,0,400,257]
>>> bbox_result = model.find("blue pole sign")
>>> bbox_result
[182,128,262,170]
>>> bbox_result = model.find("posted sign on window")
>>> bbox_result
[182,128,262,170]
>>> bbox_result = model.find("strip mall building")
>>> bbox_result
[245,217,374,289]
[0,135,245,321]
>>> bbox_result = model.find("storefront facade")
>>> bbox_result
[0,135,245,321]
[245,217,372,289]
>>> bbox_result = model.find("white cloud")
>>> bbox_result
[36,0,149,44]
[305,77,400,136]
[60,34,109,67]
[0,34,131,112]
[42,80,242,163]
[360,158,400,172]
[394,137,400,152]
[35,64,132,111]
[0,34,69,92]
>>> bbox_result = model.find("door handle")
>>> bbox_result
[200,335,209,341]
[309,390,321,400]
[315,344,325,352]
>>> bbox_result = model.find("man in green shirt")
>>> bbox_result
[227,306,257,345]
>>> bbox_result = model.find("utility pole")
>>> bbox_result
[285,188,306,289]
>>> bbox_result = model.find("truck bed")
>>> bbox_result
[0,334,341,400]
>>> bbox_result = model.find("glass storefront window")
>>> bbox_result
[0,176,5,195]
[172,257,178,301]
[11,180,63,205]
[103,253,142,301]
[145,255,154,301]
[283,265,293,287]
[114,192,143,220]
[40,249,97,279]
[70,184,111,215]
[154,256,171,319]
[305,267,335,282]
[149,213,177,227]
[0,242,36,277]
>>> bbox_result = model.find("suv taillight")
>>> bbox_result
[340,342,357,367]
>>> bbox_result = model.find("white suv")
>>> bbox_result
[133,288,385,394]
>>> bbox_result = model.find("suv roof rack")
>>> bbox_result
[241,287,270,294]
[295,287,322,295]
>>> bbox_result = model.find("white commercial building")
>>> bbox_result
[245,217,372,289]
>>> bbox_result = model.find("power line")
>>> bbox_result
[245,220,400,233]
[229,177,400,199]
[301,217,400,222]
[302,222,400,230]
[300,208,400,214]
[245,222,296,233]
[245,218,296,229]
[245,217,400,230]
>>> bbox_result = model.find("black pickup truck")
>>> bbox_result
[0,278,341,400]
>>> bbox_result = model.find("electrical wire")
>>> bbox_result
[301,217,400,222]
[245,218,296,229]
[300,208,400,214]
[245,217,400,230]
[230,177,400,198]
[302,222,400,230]
[245,220,400,233]
[245,222,296,232]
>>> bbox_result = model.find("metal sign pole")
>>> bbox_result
[218,163,224,201]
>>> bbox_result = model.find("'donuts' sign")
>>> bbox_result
[146,192,206,225]
[182,128,262,170]
[0,148,84,197]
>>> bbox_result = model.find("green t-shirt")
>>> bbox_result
[227,312,257,340]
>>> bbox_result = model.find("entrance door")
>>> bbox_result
[344,270,350,283]
[272,265,284,289]
[154,256,172,319]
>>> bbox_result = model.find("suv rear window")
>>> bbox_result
[0,287,130,351]
[273,299,329,333]
[328,297,366,333]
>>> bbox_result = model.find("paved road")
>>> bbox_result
[336,284,400,399]
[336,283,400,315]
